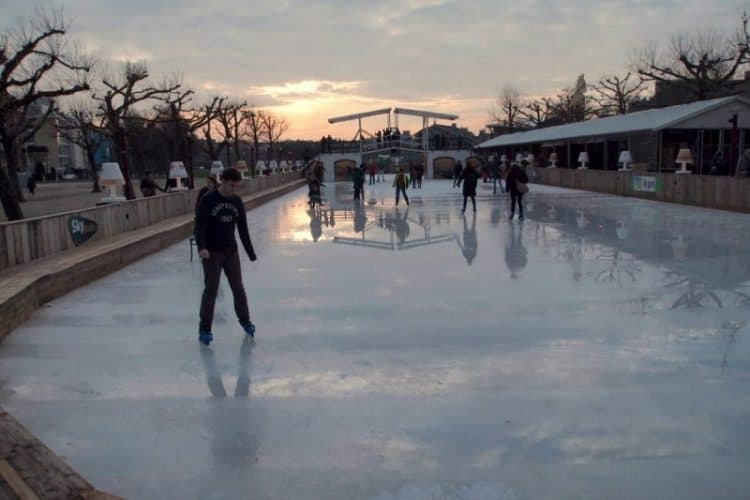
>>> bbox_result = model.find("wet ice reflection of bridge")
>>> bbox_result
[1,181,749,499]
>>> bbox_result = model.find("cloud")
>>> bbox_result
[0,0,742,137]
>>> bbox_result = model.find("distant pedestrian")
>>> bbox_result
[416,163,424,189]
[368,162,377,185]
[194,167,257,346]
[453,161,463,188]
[506,162,529,220]
[393,168,410,206]
[460,161,479,213]
[26,175,37,196]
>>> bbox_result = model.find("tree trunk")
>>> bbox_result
[87,150,101,193]
[0,164,24,220]
[115,131,136,200]
[225,142,231,167]
[2,139,26,204]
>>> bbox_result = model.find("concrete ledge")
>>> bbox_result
[0,409,122,499]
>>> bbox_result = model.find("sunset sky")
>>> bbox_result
[3,0,742,139]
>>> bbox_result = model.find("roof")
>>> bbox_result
[477,95,750,149]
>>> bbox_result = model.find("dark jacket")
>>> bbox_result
[506,165,529,194]
[194,190,256,259]
[460,165,479,196]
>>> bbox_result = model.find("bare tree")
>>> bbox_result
[518,99,553,128]
[57,100,106,192]
[260,111,289,162]
[634,28,748,101]
[491,85,523,133]
[215,98,247,168]
[0,8,91,220]
[199,96,227,164]
[181,95,223,183]
[591,72,647,115]
[545,75,596,124]
[242,106,264,176]
[94,61,181,199]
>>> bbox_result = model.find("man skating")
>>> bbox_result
[195,167,257,346]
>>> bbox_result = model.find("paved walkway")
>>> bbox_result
[1,179,749,499]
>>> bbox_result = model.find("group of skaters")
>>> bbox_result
[453,158,529,220]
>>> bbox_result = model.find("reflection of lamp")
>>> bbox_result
[169,161,188,191]
[675,148,693,175]
[578,151,589,170]
[549,152,559,168]
[616,219,628,240]
[618,150,633,171]
[99,162,126,202]
[576,209,588,229]
[672,234,689,260]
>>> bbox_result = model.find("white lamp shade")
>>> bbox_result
[676,148,694,164]
[269,160,278,170]
[99,162,124,186]
[549,152,559,162]
[210,164,224,177]
[526,154,535,163]
[235,160,248,171]
[618,151,633,164]
[578,152,590,163]
[515,153,524,163]
[279,160,288,169]
[210,161,224,170]
[500,154,508,162]
[256,160,267,170]
[169,161,188,179]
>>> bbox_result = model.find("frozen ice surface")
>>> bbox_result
[1,179,749,500]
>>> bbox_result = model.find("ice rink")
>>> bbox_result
[1,179,749,499]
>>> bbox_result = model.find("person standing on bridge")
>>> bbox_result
[393,168,410,206]
[195,167,257,346]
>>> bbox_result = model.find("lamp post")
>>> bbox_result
[99,162,126,203]
[577,151,589,170]
[675,148,694,175]
[168,161,189,191]
[617,150,633,171]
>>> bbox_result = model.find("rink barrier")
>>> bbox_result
[0,176,305,342]
[528,167,750,213]
[0,172,302,272]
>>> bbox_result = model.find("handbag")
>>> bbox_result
[517,181,529,194]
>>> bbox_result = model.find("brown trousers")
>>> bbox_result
[199,250,251,332]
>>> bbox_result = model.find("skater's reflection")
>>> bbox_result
[505,222,527,279]
[199,338,258,472]
[393,207,410,245]
[353,202,367,233]
[309,208,323,242]
[457,213,478,266]
[490,206,502,228]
